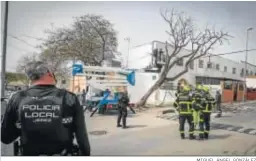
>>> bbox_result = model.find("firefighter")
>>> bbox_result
[173,85,195,140]
[192,91,204,140]
[201,86,216,139]
[191,85,204,139]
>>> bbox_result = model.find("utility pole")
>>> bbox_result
[72,59,75,93]
[124,37,130,68]
[243,27,253,102]
[1,1,9,98]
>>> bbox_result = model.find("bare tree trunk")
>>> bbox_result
[136,73,166,107]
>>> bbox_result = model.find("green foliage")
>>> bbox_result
[6,72,27,84]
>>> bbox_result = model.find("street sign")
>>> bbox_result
[72,64,83,76]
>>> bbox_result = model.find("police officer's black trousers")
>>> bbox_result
[117,106,127,128]
[179,114,194,139]
[199,112,211,139]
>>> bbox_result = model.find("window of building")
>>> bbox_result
[199,60,204,68]
[216,64,220,70]
[207,62,212,69]
[224,81,232,90]
[162,54,166,62]
[246,70,249,76]
[195,77,221,85]
[250,71,253,76]
[158,52,162,62]
[176,57,183,66]
[232,68,236,74]
[239,83,244,91]
[224,66,227,72]
[241,68,244,77]
[189,60,194,70]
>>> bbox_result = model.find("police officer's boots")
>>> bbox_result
[117,116,122,127]
[204,132,209,140]
[122,118,127,129]
[189,134,195,140]
[180,133,185,139]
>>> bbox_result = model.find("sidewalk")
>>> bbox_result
[160,100,256,115]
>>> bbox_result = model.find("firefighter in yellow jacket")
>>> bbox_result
[174,85,195,140]
[191,85,204,139]
[201,86,216,139]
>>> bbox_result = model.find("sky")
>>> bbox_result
[1,1,256,72]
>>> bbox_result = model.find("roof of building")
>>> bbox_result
[134,40,255,66]
[240,61,256,68]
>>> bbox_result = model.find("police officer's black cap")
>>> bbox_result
[25,61,50,81]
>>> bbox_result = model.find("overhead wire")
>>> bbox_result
[7,34,37,48]
[7,33,256,60]
[203,49,256,58]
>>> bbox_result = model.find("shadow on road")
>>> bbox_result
[127,125,148,129]
[96,110,136,118]
[209,134,231,140]
[216,115,233,118]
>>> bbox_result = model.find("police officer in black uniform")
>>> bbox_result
[1,61,91,156]
[117,91,130,129]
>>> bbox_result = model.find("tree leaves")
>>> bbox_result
[41,14,118,66]
[16,14,118,82]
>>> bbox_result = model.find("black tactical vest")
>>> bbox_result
[17,90,73,155]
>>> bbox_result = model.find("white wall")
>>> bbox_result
[128,72,159,104]
[246,78,256,88]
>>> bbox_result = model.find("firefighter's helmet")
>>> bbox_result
[203,86,210,93]
[183,85,191,92]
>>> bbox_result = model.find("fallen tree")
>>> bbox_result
[137,9,231,107]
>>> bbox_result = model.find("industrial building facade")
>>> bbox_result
[129,40,256,85]
[128,40,256,103]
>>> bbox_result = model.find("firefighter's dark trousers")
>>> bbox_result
[179,114,194,138]
[199,112,211,139]
[117,106,127,128]
[203,112,211,139]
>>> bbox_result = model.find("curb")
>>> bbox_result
[162,109,176,115]
[157,114,256,136]
[161,101,256,115]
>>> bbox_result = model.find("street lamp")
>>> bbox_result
[124,37,130,68]
[243,27,254,102]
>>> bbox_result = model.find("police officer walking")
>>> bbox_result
[1,61,91,156]
[173,85,195,140]
[117,90,130,129]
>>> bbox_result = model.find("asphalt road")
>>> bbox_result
[1,106,256,156]
[213,111,256,129]
[90,125,256,156]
